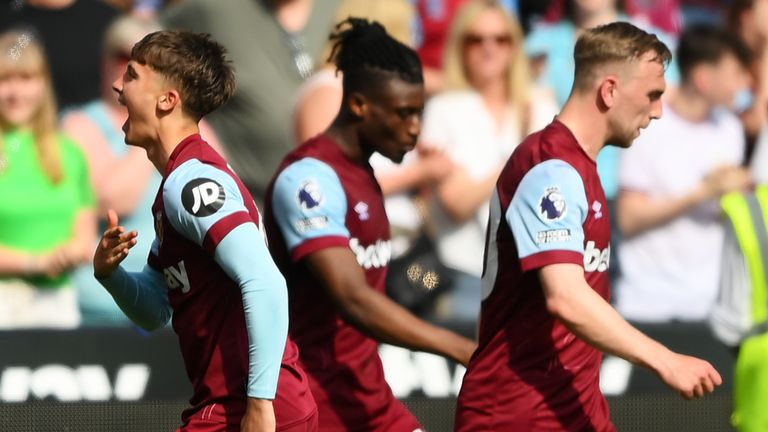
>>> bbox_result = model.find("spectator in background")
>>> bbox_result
[61,16,223,326]
[616,25,753,323]
[161,0,340,204]
[0,0,119,110]
[625,0,682,35]
[414,0,469,94]
[0,31,96,328]
[419,0,558,320]
[728,0,768,169]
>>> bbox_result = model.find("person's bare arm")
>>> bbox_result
[539,263,722,399]
[302,247,476,365]
[63,112,154,215]
[376,148,453,196]
[64,207,98,265]
[618,165,752,237]
[436,164,503,223]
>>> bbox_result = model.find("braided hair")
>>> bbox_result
[328,17,423,97]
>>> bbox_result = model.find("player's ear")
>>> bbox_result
[599,75,619,109]
[157,89,181,113]
[347,92,368,119]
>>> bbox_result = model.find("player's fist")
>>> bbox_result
[93,209,138,279]
[657,352,722,400]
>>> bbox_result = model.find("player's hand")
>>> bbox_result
[241,398,276,432]
[93,209,138,279]
[656,352,722,400]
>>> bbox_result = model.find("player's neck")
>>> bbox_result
[149,121,201,174]
[557,98,607,161]
[668,84,714,123]
[326,122,369,164]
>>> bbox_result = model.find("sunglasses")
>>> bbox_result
[463,33,513,47]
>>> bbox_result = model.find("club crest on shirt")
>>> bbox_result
[539,186,567,222]
[297,179,323,211]
[181,178,225,217]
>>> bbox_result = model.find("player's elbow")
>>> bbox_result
[333,284,376,326]
[544,288,578,322]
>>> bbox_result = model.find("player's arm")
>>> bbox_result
[162,160,286,427]
[510,160,721,399]
[302,248,476,365]
[539,263,721,399]
[272,158,476,365]
[94,210,172,331]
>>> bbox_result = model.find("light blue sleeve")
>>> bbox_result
[165,159,288,399]
[214,223,288,400]
[163,159,248,247]
[507,159,589,259]
[272,158,349,251]
[97,262,171,331]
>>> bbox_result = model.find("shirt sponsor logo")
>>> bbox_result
[584,241,610,272]
[181,178,225,217]
[539,186,567,222]
[349,238,391,269]
[536,229,572,244]
[295,216,329,233]
[164,260,190,293]
[297,179,323,211]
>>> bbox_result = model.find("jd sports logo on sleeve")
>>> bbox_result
[182,178,225,216]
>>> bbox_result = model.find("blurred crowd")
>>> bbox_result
[0,0,766,337]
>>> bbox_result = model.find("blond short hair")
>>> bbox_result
[573,21,672,93]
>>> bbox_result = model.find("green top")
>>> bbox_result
[0,128,95,288]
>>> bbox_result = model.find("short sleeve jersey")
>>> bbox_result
[148,135,313,426]
[265,135,421,431]
[455,121,614,431]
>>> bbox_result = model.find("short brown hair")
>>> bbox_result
[572,22,671,93]
[131,30,235,119]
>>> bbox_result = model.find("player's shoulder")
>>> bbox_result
[169,135,227,172]
[274,157,344,204]
[164,157,241,212]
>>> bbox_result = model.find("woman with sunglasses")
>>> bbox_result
[419,0,557,321]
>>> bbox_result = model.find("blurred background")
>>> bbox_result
[1,0,767,430]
